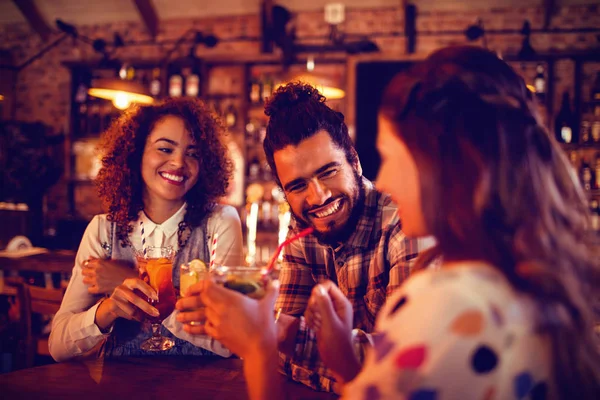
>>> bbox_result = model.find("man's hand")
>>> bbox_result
[305,280,361,383]
[82,258,137,294]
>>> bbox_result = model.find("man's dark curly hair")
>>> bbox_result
[95,97,232,248]
[263,82,357,186]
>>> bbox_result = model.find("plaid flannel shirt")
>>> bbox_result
[275,178,421,393]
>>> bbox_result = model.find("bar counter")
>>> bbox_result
[0,356,338,399]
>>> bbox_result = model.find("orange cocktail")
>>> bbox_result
[136,246,176,351]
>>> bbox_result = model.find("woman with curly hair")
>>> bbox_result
[49,97,243,361]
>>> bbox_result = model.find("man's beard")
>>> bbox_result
[291,171,365,247]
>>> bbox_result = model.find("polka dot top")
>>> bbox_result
[343,262,552,400]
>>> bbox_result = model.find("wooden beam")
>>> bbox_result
[261,0,274,53]
[543,0,556,30]
[12,0,52,41]
[133,0,159,39]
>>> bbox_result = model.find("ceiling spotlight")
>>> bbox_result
[518,20,536,59]
[465,18,487,48]
[203,34,219,48]
[92,39,107,54]
[56,19,78,37]
[113,33,125,48]
[465,20,485,41]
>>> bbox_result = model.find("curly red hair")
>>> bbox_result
[95,97,232,247]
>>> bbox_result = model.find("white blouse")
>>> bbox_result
[49,204,244,362]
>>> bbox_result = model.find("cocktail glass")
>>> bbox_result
[136,246,176,351]
[210,265,270,299]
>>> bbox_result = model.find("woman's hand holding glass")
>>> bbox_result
[94,277,160,332]
[175,280,209,334]
[182,278,280,359]
[82,258,138,294]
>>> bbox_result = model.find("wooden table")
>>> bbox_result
[0,250,75,294]
[0,250,75,274]
[0,357,339,399]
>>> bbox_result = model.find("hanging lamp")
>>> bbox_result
[88,78,154,110]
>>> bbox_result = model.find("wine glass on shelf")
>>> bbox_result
[135,246,177,351]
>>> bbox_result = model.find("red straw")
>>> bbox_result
[209,233,218,269]
[266,227,314,273]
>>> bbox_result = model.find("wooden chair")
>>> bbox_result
[5,278,64,368]
[26,284,64,361]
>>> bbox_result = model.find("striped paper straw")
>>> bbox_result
[209,233,218,269]
[140,220,147,257]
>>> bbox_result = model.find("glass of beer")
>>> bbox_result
[135,246,176,351]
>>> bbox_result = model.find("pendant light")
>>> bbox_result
[88,64,154,110]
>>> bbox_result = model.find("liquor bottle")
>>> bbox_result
[590,199,599,231]
[595,153,600,190]
[592,72,600,116]
[248,157,261,182]
[89,102,101,135]
[139,69,149,91]
[119,64,128,80]
[592,73,600,142]
[185,67,200,97]
[224,103,237,129]
[581,111,591,144]
[168,66,183,98]
[261,75,273,103]
[77,103,88,137]
[257,125,267,144]
[554,92,575,144]
[533,63,546,103]
[149,68,161,98]
[126,65,135,80]
[261,200,272,230]
[581,158,592,191]
[261,160,273,182]
[75,82,88,103]
[592,119,600,143]
[224,140,245,207]
[245,121,256,143]
[249,74,261,105]
[568,151,578,168]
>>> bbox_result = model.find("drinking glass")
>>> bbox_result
[135,246,176,351]
[179,259,208,297]
[180,259,208,326]
[210,265,270,299]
